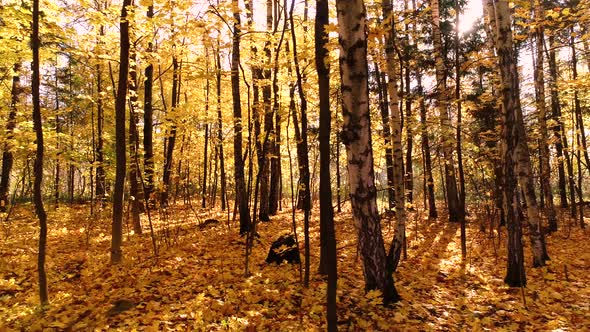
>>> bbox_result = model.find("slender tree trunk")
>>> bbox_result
[143,4,155,208]
[32,0,48,304]
[232,0,251,235]
[337,0,399,304]
[375,66,395,210]
[128,44,142,235]
[162,55,180,207]
[55,68,61,208]
[418,71,437,218]
[381,0,407,273]
[202,54,210,209]
[111,0,131,265]
[257,0,274,221]
[404,4,414,206]
[0,63,20,211]
[431,0,461,222]
[547,35,568,209]
[570,27,590,174]
[533,1,557,232]
[215,39,227,211]
[289,0,311,287]
[315,0,337,328]
[455,6,466,258]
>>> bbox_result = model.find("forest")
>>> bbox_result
[0,0,589,330]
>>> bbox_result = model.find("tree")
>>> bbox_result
[431,0,462,223]
[143,2,155,208]
[0,63,20,212]
[288,0,312,286]
[381,0,406,273]
[111,0,132,265]
[315,0,337,328]
[533,0,558,232]
[336,0,399,304]
[32,0,49,305]
[232,0,251,235]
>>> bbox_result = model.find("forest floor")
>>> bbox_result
[0,202,589,331]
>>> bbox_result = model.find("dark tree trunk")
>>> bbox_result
[161,56,180,207]
[315,0,338,328]
[0,63,20,211]
[111,0,131,265]
[417,71,437,218]
[215,39,227,211]
[232,0,251,235]
[32,0,48,304]
[143,4,155,208]
[289,0,312,287]
[547,35,568,209]
[455,5,466,258]
[202,57,210,209]
[570,28,590,175]
[533,2,557,232]
[129,46,142,235]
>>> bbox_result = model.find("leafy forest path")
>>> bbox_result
[1,203,589,330]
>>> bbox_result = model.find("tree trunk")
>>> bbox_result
[381,0,407,274]
[315,0,337,328]
[418,71,437,218]
[455,5,466,258]
[0,63,20,211]
[128,45,142,235]
[111,0,131,265]
[491,0,550,280]
[547,35,568,209]
[161,55,180,207]
[375,65,395,210]
[487,0,527,286]
[202,54,210,209]
[215,39,227,211]
[289,0,312,287]
[431,0,461,222]
[337,0,399,304]
[32,0,48,304]
[232,0,251,235]
[143,4,155,208]
[570,27,590,175]
[533,1,557,232]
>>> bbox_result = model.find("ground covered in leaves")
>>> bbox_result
[1,202,589,331]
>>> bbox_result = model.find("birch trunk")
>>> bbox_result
[337,0,399,304]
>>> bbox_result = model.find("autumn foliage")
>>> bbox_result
[1,204,588,330]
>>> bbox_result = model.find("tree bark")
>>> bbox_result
[32,0,49,304]
[111,0,131,265]
[381,0,407,274]
[431,0,461,222]
[490,0,549,280]
[161,55,180,207]
[533,1,557,232]
[374,65,395,210]
[315,0,337,328]
[232,0,251,235]
[289,0,311,287]
[337,0,399,304]
[0,63,20,211]
[129,44,142,235]
[215,39,227,211]
[143,3,155,208]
